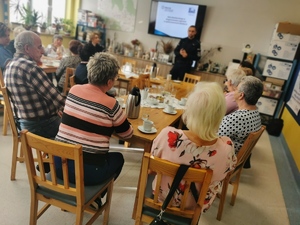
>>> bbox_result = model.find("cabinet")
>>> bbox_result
[254,53,297,124]
[75,24,106,48]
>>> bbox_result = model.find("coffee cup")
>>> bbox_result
[166,104,175,113]
[143,120,154,131]
[179,97,187,106]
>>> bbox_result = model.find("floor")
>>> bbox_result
[0,115,299,225]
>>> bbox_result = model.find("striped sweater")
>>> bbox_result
[55,84,133,154]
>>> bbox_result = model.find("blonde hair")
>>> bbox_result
[182,82,226,141]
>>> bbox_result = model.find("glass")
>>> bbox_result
[142,114,149,121]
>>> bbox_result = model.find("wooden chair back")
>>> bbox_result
[69,75,76,87]
[63,67,75,96]
[1,86,24,180]
[183,73,201,84]
[216,125,266,220]
[20,130,114,225]
[135,152,213,225]
[131,74,151,90]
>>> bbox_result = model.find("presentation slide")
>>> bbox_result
[154,2,198,38]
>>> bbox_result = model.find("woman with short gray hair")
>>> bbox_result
[224,69,246,115]
[55,52,133,188]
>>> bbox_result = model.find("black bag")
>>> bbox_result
[266,119,283,136]
[149,165,190,225]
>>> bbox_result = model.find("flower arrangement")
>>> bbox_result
[200,46,222,64]
[131,39,140,46]
[160,39,174,54]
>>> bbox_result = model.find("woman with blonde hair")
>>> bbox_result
[151,82,237,212]
[86,32,104,56]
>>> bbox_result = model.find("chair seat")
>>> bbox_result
[37,175,114,206]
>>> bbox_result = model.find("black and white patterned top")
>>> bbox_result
[218,109,261,153]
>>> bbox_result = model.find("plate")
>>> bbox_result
[163,109,177,115]
[173,80,181,83]
[138,126,157,134]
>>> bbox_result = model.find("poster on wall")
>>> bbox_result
[97,0,138,32]
[287,70,300,116]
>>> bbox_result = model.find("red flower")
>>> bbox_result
[208,150,217,157]
[178,183,185,193]
[167,131,181,148]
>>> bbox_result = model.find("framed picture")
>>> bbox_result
[256,97,278,116]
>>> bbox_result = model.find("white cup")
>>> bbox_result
[179,97,187,106]
[166,104,175,113]
[143,120,154,131]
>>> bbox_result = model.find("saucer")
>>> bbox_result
[163,109,177,115]
[138,126,157,134]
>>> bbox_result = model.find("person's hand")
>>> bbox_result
[180,48,188,58]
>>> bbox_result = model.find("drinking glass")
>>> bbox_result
[142,114,149,121]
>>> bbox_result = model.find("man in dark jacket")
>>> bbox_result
[170,25,201,80]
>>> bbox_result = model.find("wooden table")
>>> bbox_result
[126,107,183,153]
[40,64,58,73]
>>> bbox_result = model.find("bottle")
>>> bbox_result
[150,62,157,78]
[125,87,141,119]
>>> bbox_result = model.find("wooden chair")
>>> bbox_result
[144,65,160,76]
[20,130,115,225]
[69,75,76,87]
[216,125,266,221]
[131,74,151,90]
[1,86,24,180]
[183,73,201,84]
[134,152,213,225]
[63,67,75,96]
[0,68,9,136]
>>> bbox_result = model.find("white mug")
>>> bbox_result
[179,97,187,106]
[166,104,175,113]
[143,120,154,131]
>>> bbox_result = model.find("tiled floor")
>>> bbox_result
[0,118,299,224]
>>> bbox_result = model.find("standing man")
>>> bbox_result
[4,31,65,139]
[170,25,201,81]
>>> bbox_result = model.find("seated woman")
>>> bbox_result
[55,52,133,186]
[85,32,104,56]
[45,34,66,59]
[239,60,255,75]
[56,40,82,92]
[218,76,263,168]
[150,82,237,212]
[0,22,12,70]
[224,69,246,115]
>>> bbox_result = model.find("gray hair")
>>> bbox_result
[53,34,63,41]
[226,69,246,87]
[14,31,37,53]
[238,76,263,105]
[13,26,26,38]
[87,52,120,85]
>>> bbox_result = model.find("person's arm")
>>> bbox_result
[187,40,201,62]
[55,58,67,80]
[112,102,133,139]
[173,39,183,57]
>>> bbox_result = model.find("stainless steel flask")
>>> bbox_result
[125,87,141,119]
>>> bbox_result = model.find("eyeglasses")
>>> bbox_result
[223,79,228,84]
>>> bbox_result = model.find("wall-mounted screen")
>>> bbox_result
[148,1,207,39]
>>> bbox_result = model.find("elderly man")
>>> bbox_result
[218,76,263,168]
[4,31,65,139]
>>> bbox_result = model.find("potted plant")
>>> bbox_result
[61,18,75,35]
[40,22,48,33]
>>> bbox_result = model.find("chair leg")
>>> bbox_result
[2,105,8,136]
[230,170,243,206]
[102,180,114,225]
[75,208,84,225]
[216,176,230,221]
[10,138,19,180]
[29,197,39,225]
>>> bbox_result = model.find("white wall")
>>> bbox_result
[81,0,300,66]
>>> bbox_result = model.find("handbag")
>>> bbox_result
[149,164,190,225]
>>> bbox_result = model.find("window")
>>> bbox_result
[9,0,66,25]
